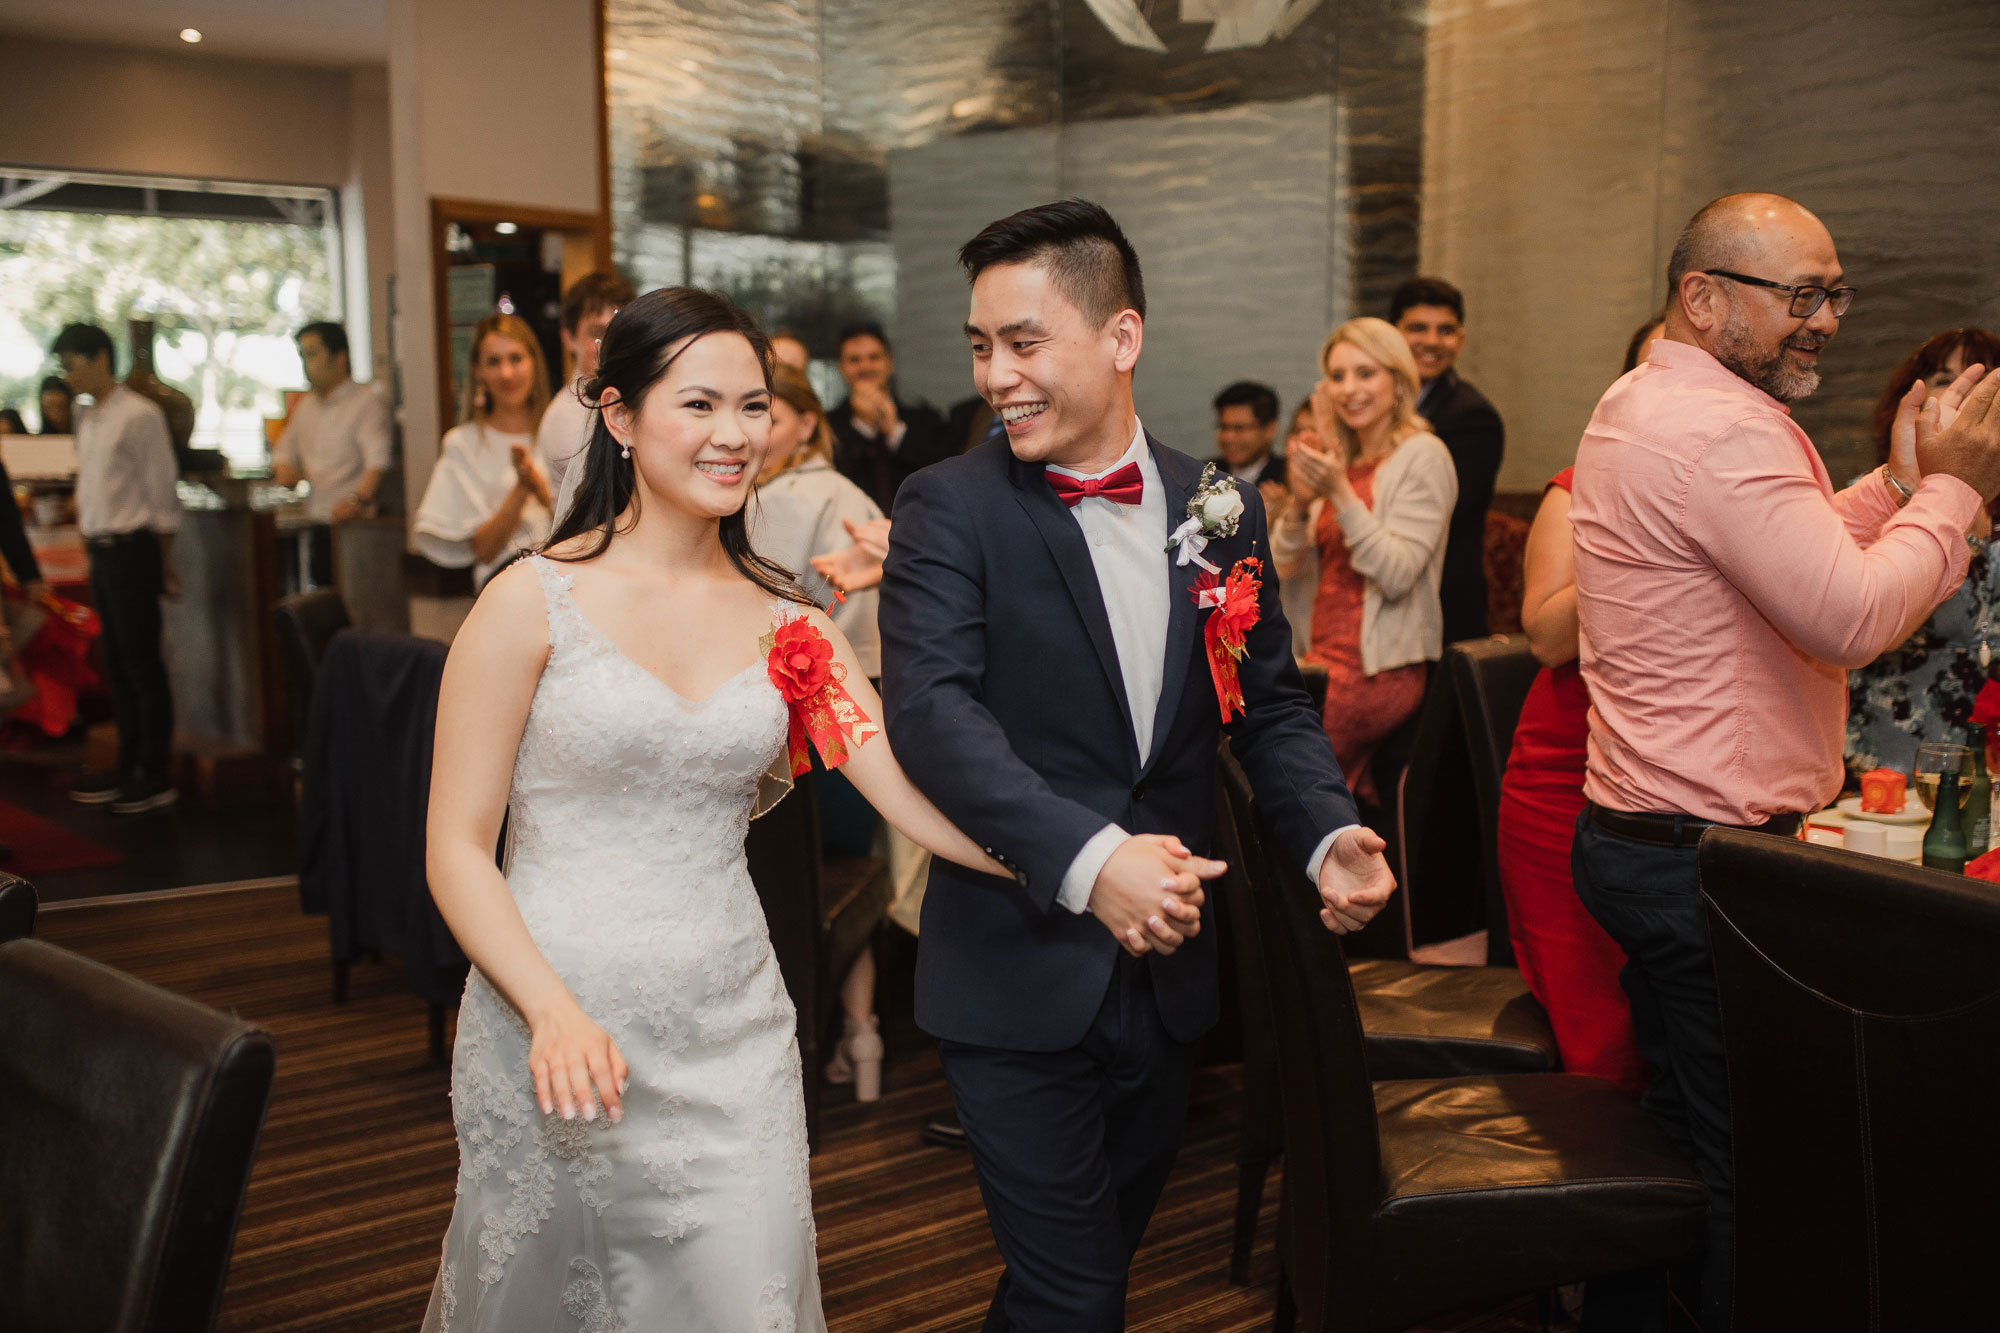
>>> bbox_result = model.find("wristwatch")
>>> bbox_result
[1882,466,1915,508]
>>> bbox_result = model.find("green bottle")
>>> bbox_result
[1924,770,1969,873]
[1967,726,1993,858]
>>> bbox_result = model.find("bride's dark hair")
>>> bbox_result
[543,286,809,605]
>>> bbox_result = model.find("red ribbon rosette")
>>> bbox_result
[1194,556,1263,723]
[763,612,880,776]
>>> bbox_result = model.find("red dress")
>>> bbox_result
[1307,460,1429,805]
[1494,468,1647,1096]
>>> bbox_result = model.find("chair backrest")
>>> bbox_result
[0,872,34,942]
[0,939,275,1332]
[1220,756,1384,1320]
[1482,508,1531,636]
[743,775,824,1036]
[1699,830,2000,1329]
[1447,636,1541,966]
[1206,755,1273,1139]
[1394,661,1486,951]
[273,590,351,759]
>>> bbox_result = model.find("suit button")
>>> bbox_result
[1132,784,1148,803]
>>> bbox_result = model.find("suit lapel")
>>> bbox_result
[1009,455,1140,762]
[1144,438,1204,777]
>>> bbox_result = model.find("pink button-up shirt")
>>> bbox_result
[1572,339,1981,825]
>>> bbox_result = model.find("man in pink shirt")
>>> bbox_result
[1570,192,2000,1330]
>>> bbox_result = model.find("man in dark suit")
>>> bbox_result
[880,199,1396,1331]
[1390,276,1506,644]
[827,320,955,512]
[1208,379,1287,516]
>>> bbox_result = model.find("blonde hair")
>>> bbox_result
[1317,316,1430,456]
[763,362,835,480]
[460,313,552,426]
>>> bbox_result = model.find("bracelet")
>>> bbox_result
[1883,466,1915,508]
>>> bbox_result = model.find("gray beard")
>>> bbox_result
[1715,310,1821,402]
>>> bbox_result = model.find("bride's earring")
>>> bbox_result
[620,441,631,459]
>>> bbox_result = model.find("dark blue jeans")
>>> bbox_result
[1573,811,1731,1333]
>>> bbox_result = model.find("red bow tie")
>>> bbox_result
[1046,462,1144,508]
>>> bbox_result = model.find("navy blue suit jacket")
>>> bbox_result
[879,432,1359,1052]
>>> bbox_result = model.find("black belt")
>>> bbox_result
[1586,802,1803,849]
[85,531,157,550]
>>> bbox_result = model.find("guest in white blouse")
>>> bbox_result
[537,271,634,497]
[413,313,553,588]
[53,323,183,814]
[747,361,889,1100]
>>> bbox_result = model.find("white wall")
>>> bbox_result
[385,0,602,515]
[1,33,397,381]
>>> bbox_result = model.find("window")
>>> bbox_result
[0,167,341,469]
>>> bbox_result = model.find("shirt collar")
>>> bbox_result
[1046,416,1148,482]
[1646,337,1795,417]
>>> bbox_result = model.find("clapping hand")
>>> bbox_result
[1316,826,1396,934]
[1912,365,2000,504]
[1892,363,1985,488]
[529,995,629,1123]
[811,517,892,593]
[510,442,553,508]
[850,380,900,437]
[1088,834,1224,957]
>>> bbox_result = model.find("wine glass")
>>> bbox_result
[1914,742,1972,812]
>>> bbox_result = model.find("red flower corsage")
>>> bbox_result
[763,613,881,775]
[1193,557,1264,723]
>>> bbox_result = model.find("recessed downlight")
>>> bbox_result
[180,28,202,43]
[494,222,519,236]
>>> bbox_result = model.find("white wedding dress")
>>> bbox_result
[423,555,825,1333]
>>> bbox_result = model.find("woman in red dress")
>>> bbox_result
[1272,318,1457,805]
[1493,318,1661,1096]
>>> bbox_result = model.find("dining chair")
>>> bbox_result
[1448,635,1543,967]
[1700,829,2000,1329]
[0,871,34,942]
[1234,791,1707,1331]
[744,771,893,1150]
[0,937,275,1332]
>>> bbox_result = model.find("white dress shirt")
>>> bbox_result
[74,385,180,538]
[538,378,595,496]
[1050,420,1355,914]
[273,379,391,521]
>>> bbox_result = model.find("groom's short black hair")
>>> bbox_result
[958,198,1145,328]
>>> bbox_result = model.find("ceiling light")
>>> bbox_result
[180,28,202,43]
[494,221,518,235]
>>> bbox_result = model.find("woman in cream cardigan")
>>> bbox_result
[1271,316,1457,804]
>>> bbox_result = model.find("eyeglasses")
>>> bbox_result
[1703,269,1857,319]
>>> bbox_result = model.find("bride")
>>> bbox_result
[420,287,999,1331]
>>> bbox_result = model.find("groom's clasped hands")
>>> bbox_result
[1088,834,1224,957]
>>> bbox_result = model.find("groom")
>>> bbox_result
[878,198,1396,1330]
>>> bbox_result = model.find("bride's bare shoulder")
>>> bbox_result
[449,559,553,666]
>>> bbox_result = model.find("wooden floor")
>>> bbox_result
[36,885,1565,1332]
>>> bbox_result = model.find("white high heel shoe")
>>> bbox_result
[824,1015,885,1102]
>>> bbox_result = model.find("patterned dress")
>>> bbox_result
[1846,537,1999,776]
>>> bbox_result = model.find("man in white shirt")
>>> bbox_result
[274,321,391,588]
[53,323,181,814]
[537,271,635,498]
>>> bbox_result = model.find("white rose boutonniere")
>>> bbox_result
[1166,463,1244,572]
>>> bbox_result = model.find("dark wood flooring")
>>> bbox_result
[35,884,1567,1331]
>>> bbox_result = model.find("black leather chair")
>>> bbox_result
[1700,829,2000,1329]
[273,589,351,765]
[1232,793,1708,1331]
[1216,754,1560,1284]
[0,937,276,1332]
[744,773,893,1149]
[1209,777,1283,1286]
[1449,636,1542,967]
[0,871,34,942]
[1223,752,1557,1081]
[1394,658,1490,954]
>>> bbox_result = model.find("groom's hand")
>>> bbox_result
[1089,834,1224,958]
[1317,826,1396,934]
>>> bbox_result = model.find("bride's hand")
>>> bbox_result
[528,996,629,1123]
